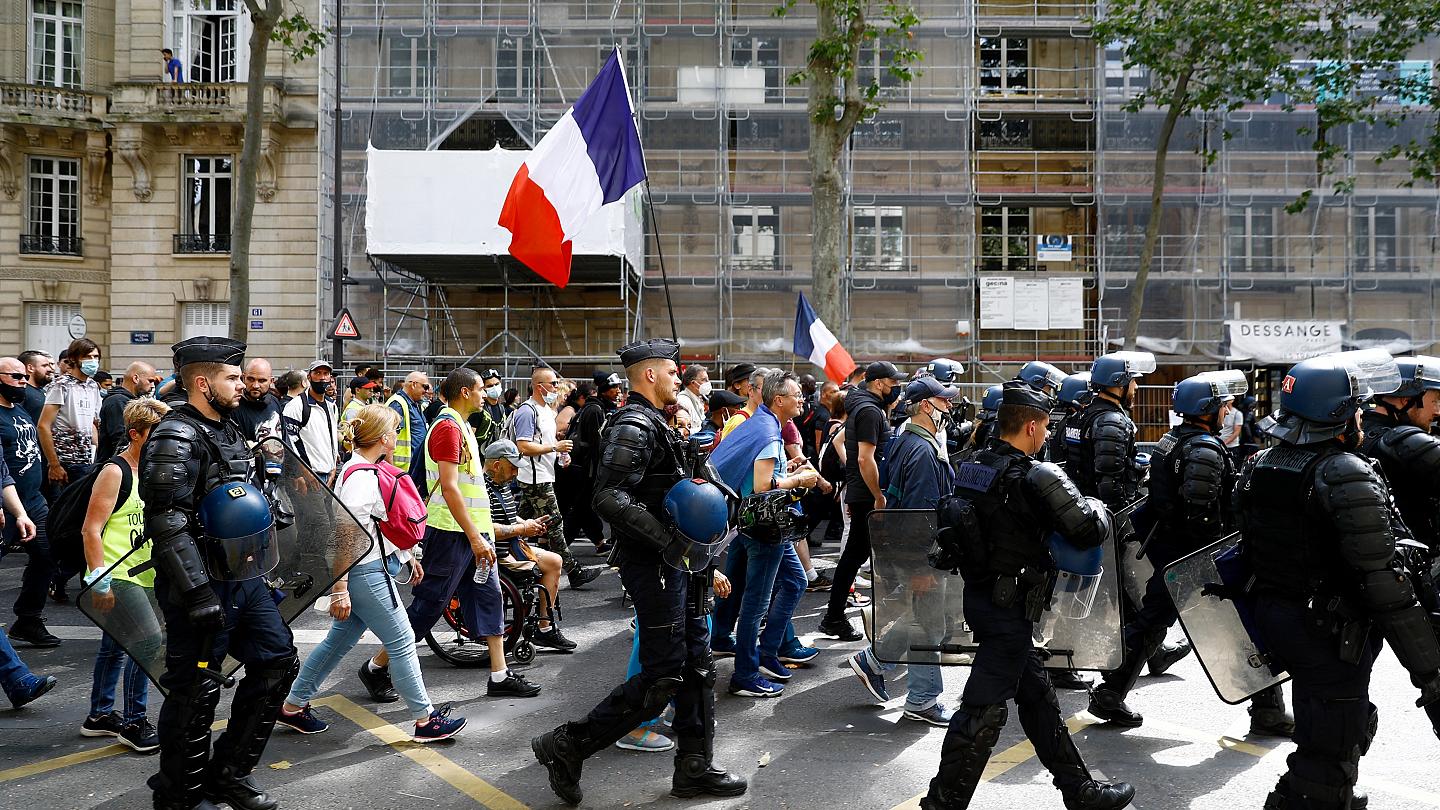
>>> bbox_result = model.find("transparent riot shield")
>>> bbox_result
[869,509,1123,671]
[1164,534,1288,704]
[79,437,374,690]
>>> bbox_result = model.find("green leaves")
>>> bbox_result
[780,0,924,126]
[271,10,328,63]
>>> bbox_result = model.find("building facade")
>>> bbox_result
[333,1,1438,404]
[0,0,321,373]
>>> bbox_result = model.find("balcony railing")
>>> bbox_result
[19,234,83,256]
[0,83,105,120]
[173,233,231,254]
[110,83,282,120]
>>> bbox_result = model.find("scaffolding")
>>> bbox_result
[329,0,1440,385]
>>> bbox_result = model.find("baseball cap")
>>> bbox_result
[482,439,521,464]
[593,371,623,391]
[482,368,502,383]
[904,376,961,403]
[865,361,907,382]
[707,390,746,410]
[349,376,377,391]
[308,360,333,373]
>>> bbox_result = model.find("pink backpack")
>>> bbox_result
[341,461,428,549]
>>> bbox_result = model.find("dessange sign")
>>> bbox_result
[1226,320,1344,363]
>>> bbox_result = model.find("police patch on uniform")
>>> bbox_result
[1257,446,1317,473]
[1154,433,1179,456]
[1065,426,1082,444]
[954,462,999,492]
[227,486,247,498]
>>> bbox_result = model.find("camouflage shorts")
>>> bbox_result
[517,482,572,564]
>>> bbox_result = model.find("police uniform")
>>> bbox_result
[1359,356,1440,554]
[923,384,1133,810]
[1069,395,1141,509]
[142,337,297,810]
[1241,353,1440,809]
[532,339,745,807]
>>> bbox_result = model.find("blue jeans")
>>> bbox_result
[90,632,148,724]
[713,540,801,652]
[733,536,806,680]
[287,555,435,721]
[861,646,944,711]
[0,624,41,701]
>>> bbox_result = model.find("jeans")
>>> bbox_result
[90,631,148,724]
[0,624,40,701]
[861,646,943,711]
[713,541,801,652]
[733,535,807,681]
[288,555,434,721]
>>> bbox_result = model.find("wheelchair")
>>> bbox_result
[424,554,562,667]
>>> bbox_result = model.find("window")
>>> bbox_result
[170,0,245,83]
[980,37,1029,94]
[496,36,531,99]
[1354,207,1398,272]
[1227,207,1276,272]
[30,0,82,88]
[979,119,1032,149]
[387,35,434,98]
[981,206,1031,271]
[731,206,778,271]
[853,206,905,271]
[176,156,233,253]
[730,35,780,99]
[23,156,81,255]
[1104,42,1147,100]
[180,302,230,340]
[26,303,82,361]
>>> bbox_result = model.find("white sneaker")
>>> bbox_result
[854,575,872,589]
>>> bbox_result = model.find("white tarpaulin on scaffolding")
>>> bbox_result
[364,145,645,273]
[1226,320,1345,363]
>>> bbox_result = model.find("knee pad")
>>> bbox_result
[686,661,717,689]
[251,654,300,700]
[1361,703,1379,755]
[642,676,683,714]
[957,703,1008,748]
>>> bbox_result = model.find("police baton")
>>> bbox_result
[195,633,237,689]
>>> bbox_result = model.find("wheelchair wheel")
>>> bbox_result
[514,639,536,665]
[424,574,526,667]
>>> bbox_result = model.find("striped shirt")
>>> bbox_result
[485,473,521,525]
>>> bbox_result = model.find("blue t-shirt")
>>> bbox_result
[741,439,785,497]
[165,57,184,82]
[0,402,46,518]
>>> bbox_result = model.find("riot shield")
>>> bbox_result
[868,509,1123,670]
[79,437,374,690]
[1164,534,1288,704]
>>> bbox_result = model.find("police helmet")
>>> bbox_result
[664,478,730,546]
[1391,356,1440,399]
[1057,372,1093,409]
[925,358,965,384]
[980,384,1004,414]
[1172,369,1249,418]
[1017,361,1067,394]
[1090,351,1156,390]
[196,481,278,580]
[1270,349,1402,444]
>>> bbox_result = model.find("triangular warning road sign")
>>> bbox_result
[326,308,362,341]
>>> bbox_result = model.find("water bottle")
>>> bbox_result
[473,557,491,585]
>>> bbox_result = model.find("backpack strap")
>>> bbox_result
[341,462,380,486]
[111,457,133,514]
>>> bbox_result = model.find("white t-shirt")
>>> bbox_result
[283,394,339,475]
[1221,407,1243,448]
[336,455,410,566]
[512,399,558,485]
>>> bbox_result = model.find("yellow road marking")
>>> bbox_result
[313,695,529,810]
[0,717,229,783]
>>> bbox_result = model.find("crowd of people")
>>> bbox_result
[3,334,1439,810]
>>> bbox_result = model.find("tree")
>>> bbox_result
[1093,0,1309,349]
[778,0,921,339]
[231,2,325,341]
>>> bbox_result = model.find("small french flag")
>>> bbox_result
[498,48,646,288]
[794,292,857,384]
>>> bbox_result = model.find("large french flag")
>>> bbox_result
[498,49,646,288]
[794,292,857,384]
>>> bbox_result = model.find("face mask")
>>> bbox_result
[698,381,713,398]
[485,385,502,400]
[883,385,901,406]
[311,379,332,395]
[0,382,27,403]
[543,391,559,406]
[80,360,100,377]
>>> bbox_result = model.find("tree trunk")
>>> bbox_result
[810,124,845,339]
[230,2,277,342]
[1123,67,1192,351]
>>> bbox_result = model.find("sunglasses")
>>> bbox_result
[0,372,26,381]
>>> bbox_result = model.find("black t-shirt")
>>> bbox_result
[20,385,45,424]
[844,387,888,504]
[0,402,46,518]
[797,398,831,463]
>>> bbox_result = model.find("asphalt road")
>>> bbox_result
[2,542,1438,810]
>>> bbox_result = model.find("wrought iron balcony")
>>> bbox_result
[19,234,83,256]
[173,233,231,254]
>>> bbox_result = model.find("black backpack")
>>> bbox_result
[49,457,133,573]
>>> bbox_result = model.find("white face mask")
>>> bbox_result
[698,381,713,398]
[485,384,502,400]
[543,391,559,406]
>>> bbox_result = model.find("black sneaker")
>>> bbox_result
[817,617,863,641]
[9,617,61,648]
[568,566,600,589]
[118,719,160,754]
[488,672,542,698]
[357,661,399,703]
[275,704,329,734]
[532,626,578,652]
[48,583,68,604]
[806,573,834,592]
[81,711,126,738]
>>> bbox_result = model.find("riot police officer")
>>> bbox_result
[922,382,1134,810]
[1046,371,1091,468]
[532,339,746,806]
[1069,352,1153,510]
[1241,351,1440,809]
[966,385,1004,454]
[1359,356,1440,553]
[143,337,298,810]
[1087,370,1292,736]
[1016,360,1067,398]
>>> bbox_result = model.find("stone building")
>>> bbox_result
[0,0,320,372]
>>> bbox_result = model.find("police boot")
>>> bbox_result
[204,766,277,810]
[920,703,1007,809]
[532,725,586,806]
[1264,775,1364,809]
[1062,779,1138,810]
[1087,630,1161,727]
[1249,685,1295,738]
[671,740,747,799]
[1146,638,1192,676]
[1050,668,1091,691]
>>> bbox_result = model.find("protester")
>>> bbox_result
[40,338,104,497]
[567,379,610,553]
[471,369,507,449]
[513,366,596,589]
[97,362,157,461]
[80,397,168,753]
[276,369,305,403]
[282,360,340,480]
[694,390,745,450]
[385,371,430,491]
[720,367,769,441]
[677,365,709,433]
[279,403,467,742]
[234,358,281,444]
[17,350,55,423]
[0,357,57,646]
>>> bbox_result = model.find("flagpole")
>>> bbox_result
[617,46,679,345]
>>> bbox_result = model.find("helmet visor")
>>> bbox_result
[1331,349,1402,399]
[203,527,279,581]
[1408,355,1440,389]
[1192,369,1249,400]
[1112,351,1157,377]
